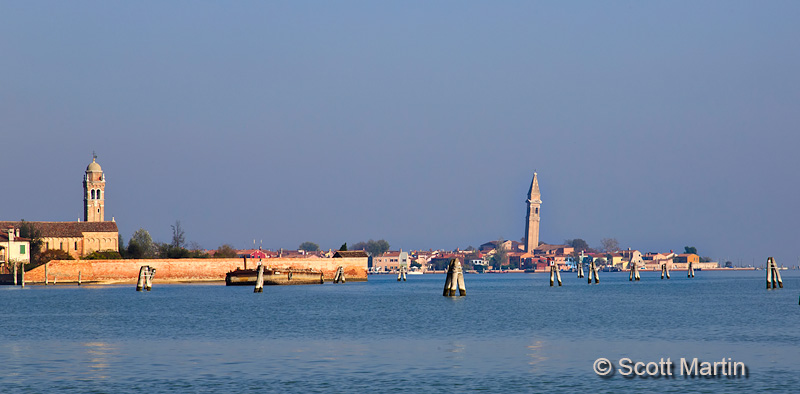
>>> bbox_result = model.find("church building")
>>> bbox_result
[0,155,120,259]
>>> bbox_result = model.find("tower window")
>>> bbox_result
[535,208,539,214]
[91,190,95,199]
[97,190,101,199]
[75,242,78,250]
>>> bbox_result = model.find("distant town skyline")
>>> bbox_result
[2,2,799,266]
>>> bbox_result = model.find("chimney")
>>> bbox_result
[8,228,14,242]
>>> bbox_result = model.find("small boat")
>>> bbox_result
[407,269,423,275]
[225,267,324,286]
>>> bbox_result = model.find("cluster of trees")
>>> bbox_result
[350,239,390,257]
[122,222,238,259]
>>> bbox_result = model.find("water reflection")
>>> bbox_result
[82,342,116,380]
[526,340,548,372]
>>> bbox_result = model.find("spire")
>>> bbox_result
[527,172,541,201]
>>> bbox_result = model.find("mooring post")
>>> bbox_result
[688,261,694,278]
[78,271,82,286]
[577,252,585,278]
[254,264,264,293]
[772,258,783,289]
[550,264,555,287]
[635,262,640,281]
[443,262,454,296]
[555,264,562,286]
[45,262,49,285]
[13,262,17,286]
[20,263,25,288]
[145,267,155,291]
[766,259,773,289]
[402,267,407,281]
[629,263,634,281]
[456,262,466,296]
[136,266,146,291]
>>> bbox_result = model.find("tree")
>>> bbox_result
[366,239,390,257]
[171,220,186,249]
[18,220,43,264]
[299,241,320,252]
[488,238,508,269]
[339,243,347,251]
[351,239,390,256]
[128,228,155,259]
[215,244,238,258]
[600,238,620,253]
[684,246,698,255]
[565,238,590,252]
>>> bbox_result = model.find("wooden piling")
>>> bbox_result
[78,271,81,286]
[577,252,585,278]
[687,261,694,278]
[629,263,634,281]
[20,263,25,288]
[13,262,17,286]
[634,263,640,281]
[145,268,155,291]
[766,259,773,289]
[254,264,264,293]
[443,268,453,296]
[136,266,146,291]
[555,265,562,286]
[456,266,466,296]
[772,258,783,288]
[45,262,49,285]
[550,266,555,286]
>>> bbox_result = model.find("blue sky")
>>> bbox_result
[2,2,798,265]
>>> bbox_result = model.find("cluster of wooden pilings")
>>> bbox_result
[629,262,640,281]
[577,252,585,279]
[397,266,407,281]
[549,262,562,286]
[135,266,156,291]
[660,263,670,279]
[587,259,599,284]
[687,261,695,278]
[766,257,783,289]
[333,266,346,283]
[443,259,466,296]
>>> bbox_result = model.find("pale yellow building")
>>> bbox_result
[0,155,119,259]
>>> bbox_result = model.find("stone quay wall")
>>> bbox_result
[24,257,368,284]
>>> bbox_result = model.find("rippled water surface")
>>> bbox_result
[2,271,799,393]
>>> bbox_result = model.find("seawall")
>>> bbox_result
[24,257,368,284]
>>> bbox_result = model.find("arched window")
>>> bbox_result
[91,190,96,199]
[97,190,101,199]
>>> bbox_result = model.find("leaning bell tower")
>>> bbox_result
[84,154,105,222]
[524,172,541,253]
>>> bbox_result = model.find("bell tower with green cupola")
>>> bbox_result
[83,153,106,222]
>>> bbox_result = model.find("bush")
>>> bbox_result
[83,250,123,260]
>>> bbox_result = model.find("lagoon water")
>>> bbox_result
[2,271,799,393]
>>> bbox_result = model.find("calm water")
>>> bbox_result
[1,271,799,393]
